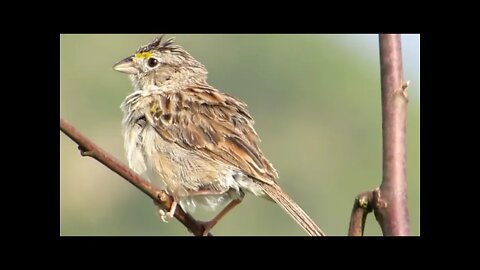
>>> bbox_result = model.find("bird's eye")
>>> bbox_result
[147,58,158,68]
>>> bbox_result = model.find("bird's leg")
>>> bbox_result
[199,190,245,236]
[159,200,178,222]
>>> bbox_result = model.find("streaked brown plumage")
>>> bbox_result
[113,35,324,236]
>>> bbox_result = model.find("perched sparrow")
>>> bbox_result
[113,35,324,236]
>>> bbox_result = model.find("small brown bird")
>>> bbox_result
[113,35,324,236]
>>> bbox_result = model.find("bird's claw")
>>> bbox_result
[158,208,175,223]
[156,199,177,223]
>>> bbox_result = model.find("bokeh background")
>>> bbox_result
[60,34,420,236]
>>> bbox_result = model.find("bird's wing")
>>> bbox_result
[146,86,278,185]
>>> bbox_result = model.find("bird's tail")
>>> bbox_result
[260,184,325,236]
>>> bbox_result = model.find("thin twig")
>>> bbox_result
[60,117,211,236]
[348,191,373,236]
[348,34,411,236]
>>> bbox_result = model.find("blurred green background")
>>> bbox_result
[60,34,420,236]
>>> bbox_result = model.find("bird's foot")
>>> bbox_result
[154,197,178,223]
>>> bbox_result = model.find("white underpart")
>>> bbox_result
[179,171,266,214]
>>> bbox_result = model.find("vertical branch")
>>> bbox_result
[348,34,410,236]
[377,34,410,235]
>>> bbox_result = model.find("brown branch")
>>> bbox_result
[348,191,373,236]
[60,117,211,236]
[348,188,388,236]
[348,34,411,236]
[378,34,410,235]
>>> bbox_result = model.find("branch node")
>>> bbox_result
[356,194,372,212]
[401,80,410,101]
[373,188,388,209]
[393,80,409,102]
[78,146,94,157]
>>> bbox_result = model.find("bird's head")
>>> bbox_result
[113,35,207,91]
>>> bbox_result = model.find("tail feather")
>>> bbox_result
[261,184,325,236]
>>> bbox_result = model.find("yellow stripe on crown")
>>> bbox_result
[134,52,153,59]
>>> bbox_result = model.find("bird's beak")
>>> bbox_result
[113,56,139,74]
